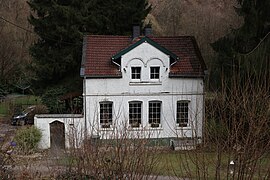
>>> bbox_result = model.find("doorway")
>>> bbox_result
[50,120,65,150]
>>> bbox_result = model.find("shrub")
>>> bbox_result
[26,104,49,124]
[34,104,49,114]
[41,87,66,113]
[14,126,42,154]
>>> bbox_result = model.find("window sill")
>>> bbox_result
[129,81,162,86]
[145,124,163,130]
[100,124,113,131]
[145,127,163,131]
[128,126,143,131]
[175,126,192,130]
[100,128,114,131]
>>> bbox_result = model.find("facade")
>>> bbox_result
[81,32,207,141]
[35,30,207,149]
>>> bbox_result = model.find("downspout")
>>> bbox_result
[81,36,88,139]
[83,76,87,139]
[202,70,208,145]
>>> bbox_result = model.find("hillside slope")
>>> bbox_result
[148,0,243,64]
[0,0,243,84]
[0,0,35,86]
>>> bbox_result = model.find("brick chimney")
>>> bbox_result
[144,26,152,37]
[132,25,140,40]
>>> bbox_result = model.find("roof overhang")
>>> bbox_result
[82,75,122,79]
[169,73,205,78]
[111,37,179,63]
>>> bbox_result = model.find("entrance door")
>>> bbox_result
[50,121,65,150]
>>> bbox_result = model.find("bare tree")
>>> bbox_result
[0,0,35,87]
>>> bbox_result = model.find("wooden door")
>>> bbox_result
[50,121,65,150]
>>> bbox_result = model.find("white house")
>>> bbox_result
[35,27,207,149]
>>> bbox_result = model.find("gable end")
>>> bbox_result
[112,37,179,64]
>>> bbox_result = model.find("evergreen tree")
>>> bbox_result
[213,0,270,54]
[233,0,270,53]
[28,0,151,92]
[210,0,270,89]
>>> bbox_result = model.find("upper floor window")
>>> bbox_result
[129,101,142,128]
[100,101,113,128]
[150,67,160,79]
[177,101,189,127]
[149,101,161,128]
[131,67,141,79]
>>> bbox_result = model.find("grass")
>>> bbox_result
[152,151,219,178]
[0,95,41,116]
[0,103,8,115]
[52,148,269,179]
[151,150,270,179]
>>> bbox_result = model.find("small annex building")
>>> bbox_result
[35,27,207,149]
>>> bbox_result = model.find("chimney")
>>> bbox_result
[132,25,140,39]
[144,26,152,37]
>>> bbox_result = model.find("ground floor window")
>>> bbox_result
[129,101,142,128]
[98,100,190,129]
[177,101,189,127]
[149,101,161,127]
[100,101,113,128]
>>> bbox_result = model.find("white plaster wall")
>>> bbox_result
[85,93,203,139]
[34,42,205,149]
[84,42,205,140]
[34,115,84,149]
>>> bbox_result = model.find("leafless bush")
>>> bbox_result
[57,126,161,179]
[33,105,49,114]
[171,70,270,179]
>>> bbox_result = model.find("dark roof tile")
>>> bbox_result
[81,35,206,78]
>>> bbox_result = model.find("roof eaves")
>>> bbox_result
[169,73,205,78]
[83,74,122,79]
[112,36,179,61]
[190,36,207,71]
[80,36,88,76]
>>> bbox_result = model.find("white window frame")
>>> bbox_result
[129,101,142,128]
[150,66,160,80]
[148,100,162,128]
[131,67,141,80]
[176,100,190,127]
[99,101,113,128]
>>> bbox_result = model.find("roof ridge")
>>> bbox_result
[84,35,130,38]
[151,36,194,38]
[112,36,179,60]
[83,35,195,39]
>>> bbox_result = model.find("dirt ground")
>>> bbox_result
[0,117,17,149]
[0,118,61,179]
[0,119,180,179]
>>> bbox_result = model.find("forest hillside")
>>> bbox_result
[1,0,244,90]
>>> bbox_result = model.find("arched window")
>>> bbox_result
[99,101,113,128]
[177,101,190,127]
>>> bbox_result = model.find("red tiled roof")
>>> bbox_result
[81,35,206,78]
